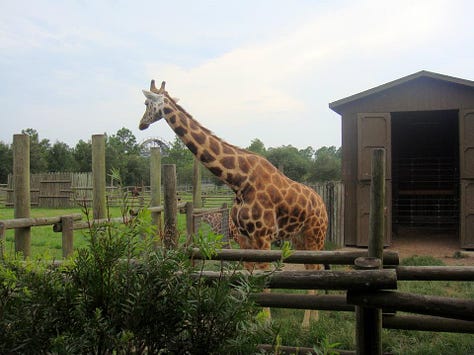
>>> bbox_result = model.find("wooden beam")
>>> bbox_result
[383,314,474,333]
[163,164,178,249]
[251,292,354,311]
[397,266,474,281]
[0,214,82,229]
[189,248,399,265]
[198,269,397,290]
[347,290,474,322]
[92,134,106,220]
[13,134,31,257]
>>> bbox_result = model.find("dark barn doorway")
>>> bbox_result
[391,110,459,242]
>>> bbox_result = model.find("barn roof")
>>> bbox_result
[329,70,474,114]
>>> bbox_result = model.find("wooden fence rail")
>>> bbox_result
[190,248,400,266]
[5,134,473,354]
[347,290,474,322]
[199,269,398,290]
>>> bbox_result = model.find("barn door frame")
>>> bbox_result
[459,109,474,248]
[356,113,392,246]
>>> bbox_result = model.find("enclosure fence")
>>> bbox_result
[1,136,473,355]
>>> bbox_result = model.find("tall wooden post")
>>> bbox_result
[355,148,385,355]
[92,134,106,220]
[368,148,385,261]
[61,216,74,258]
[150,147,162,235]
[193,157,202,208]
[163,164,178,249]
[0,224,5,258]
[185,202,194,246]
[13,134,31,257]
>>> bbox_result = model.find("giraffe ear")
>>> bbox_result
[172,97,180,103]
[142,90,163,102]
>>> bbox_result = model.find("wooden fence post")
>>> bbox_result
[13,134,31,257]
[185,202,194,246]
[0,223,5,259]
[221,203,230,243]
[193,157,202,208]
[150,147,162,236]
[355,148,385,355]
[92,134,106,220]
[61,216,74,258]
[163,164,178,249]
[369,148,385,261]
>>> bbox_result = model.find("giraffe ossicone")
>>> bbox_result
[138,79,328,327]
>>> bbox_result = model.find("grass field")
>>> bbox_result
[268,274,474,354]
[1,207,473,354]
[0,206,189,259]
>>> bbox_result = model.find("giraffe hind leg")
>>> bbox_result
[302,264,321,328]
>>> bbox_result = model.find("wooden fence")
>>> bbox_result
[2,140,473,354]
[190,248,474,355]
[5,172,151,209]
[190,149,474,355]
[0,184,6,206]
[310,181,344,246]
[4,179,344,246]
[5,172,92,208]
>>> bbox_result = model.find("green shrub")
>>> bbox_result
[0,208,272,354]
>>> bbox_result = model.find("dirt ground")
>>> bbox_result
[335,227,474,266]
[387,228,474,266]
[283,228,474,270]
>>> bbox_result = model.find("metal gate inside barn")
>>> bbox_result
[330,71,474,249]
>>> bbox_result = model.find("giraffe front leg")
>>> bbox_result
[235,234,272,320]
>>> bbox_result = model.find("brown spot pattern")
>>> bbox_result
[155,93,327,272]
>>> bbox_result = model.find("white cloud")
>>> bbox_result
[143,0,448,130]
[1,0,472,150]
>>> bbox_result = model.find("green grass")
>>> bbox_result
[0,206,189,259]
[263,258,474,355]
[265,291,474,354]
[1,207,87,259]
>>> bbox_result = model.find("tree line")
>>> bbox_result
[0,128,341,186]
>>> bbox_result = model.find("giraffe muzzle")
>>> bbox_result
[139,122,150,130]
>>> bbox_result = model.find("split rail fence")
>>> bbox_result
[1,134,473,354]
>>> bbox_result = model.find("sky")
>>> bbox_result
[1,0,473,151]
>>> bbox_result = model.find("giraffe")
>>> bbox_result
[200,211,283,248]
[139,80,328,327]
[199,211,238,245]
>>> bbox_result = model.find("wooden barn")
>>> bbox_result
[329,70,474,249]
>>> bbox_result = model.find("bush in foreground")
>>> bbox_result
[0,210,272,354]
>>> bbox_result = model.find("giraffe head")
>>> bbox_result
[139,80,168,130]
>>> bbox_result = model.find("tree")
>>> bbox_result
[162,136,195,186]
[108,127,140,155]
[74,139,92,172]
[21,128,49,173]
[310,146,341,182]
[246,138,266,156]
[48,141,75,172]
[122,155,150,187]
[265,145,312,182]
[105,128,148,186]
[0,141,12,183]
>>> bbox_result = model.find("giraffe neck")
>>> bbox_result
[162,98,250,192]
